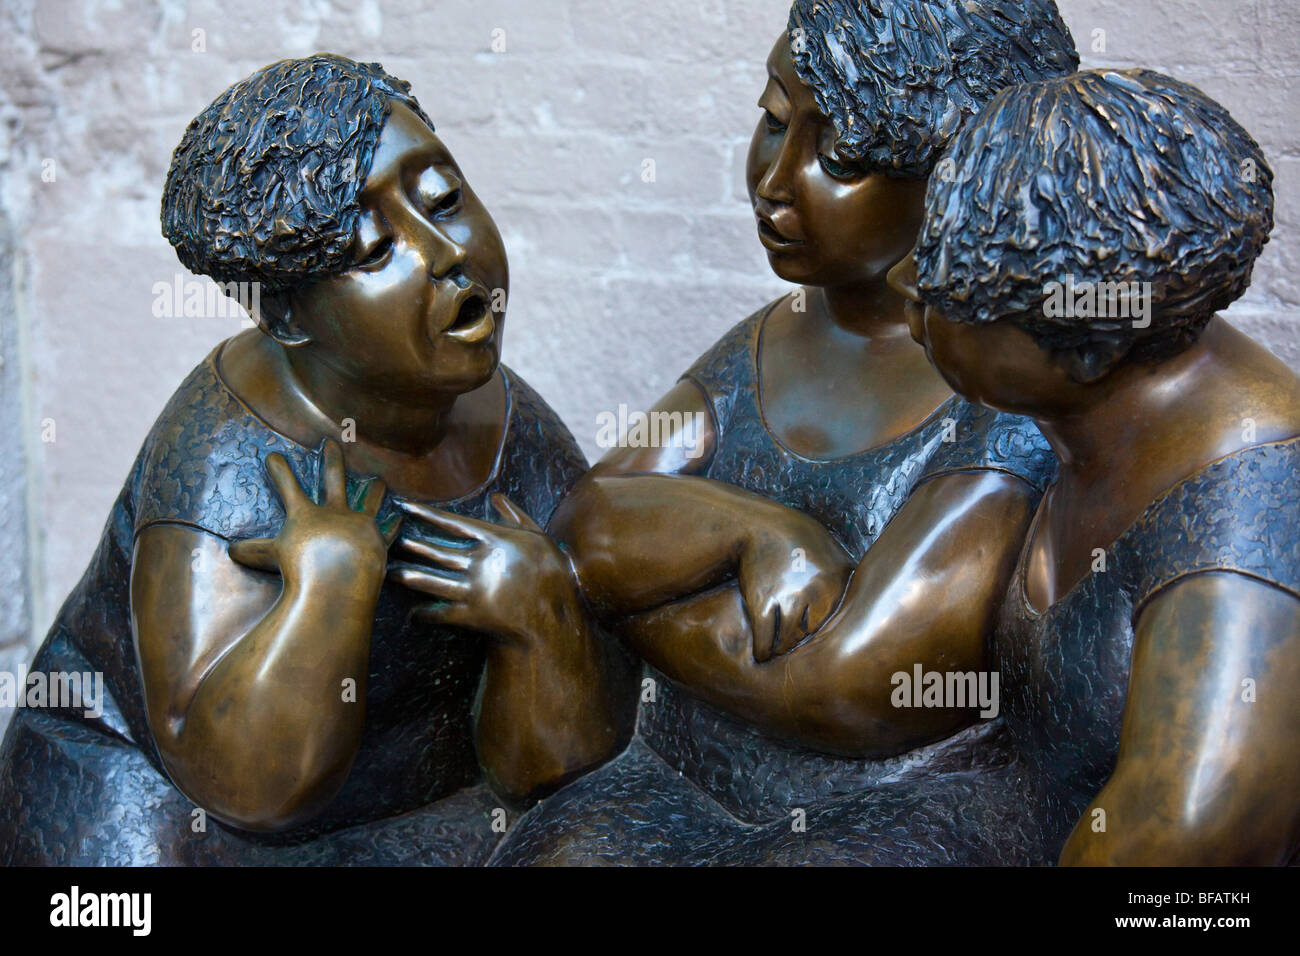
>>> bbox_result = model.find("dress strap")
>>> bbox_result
[915,400,1058,494]
[680,302,775,444]
[1124,437,1300,610]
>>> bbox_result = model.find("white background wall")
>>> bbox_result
[1,0,1298,703]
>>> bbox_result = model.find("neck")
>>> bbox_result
[282,346,456,457]
[1034,326,1222,487]
[819,277,912,341]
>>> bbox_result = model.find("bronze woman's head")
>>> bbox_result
[903,68,1274,409]
[162,53,507,397]
[746,0,1079,287]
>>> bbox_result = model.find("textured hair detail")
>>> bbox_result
[161,53,435,296]
[787,0,1079,178]
[914,68,1274,358]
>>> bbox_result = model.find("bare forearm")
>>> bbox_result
[1060,780,1296,866]
[621,584,981,756]
[550,473,812,616]
[475,584,636,804]
[620,475,1034,755]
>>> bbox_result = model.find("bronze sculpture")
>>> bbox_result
[891,68,1300,865]
[0,10,1291,872]
[490,0,1080,865]
[0,54,633,865]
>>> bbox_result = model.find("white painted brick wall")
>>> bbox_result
[0,0,1297,713]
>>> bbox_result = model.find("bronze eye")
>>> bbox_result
[415,166,463,220]
[427,187,462,219]
[763,109,787,133]
[818,152,863,181]
[356,235,393,268]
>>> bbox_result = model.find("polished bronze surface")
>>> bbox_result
[894,69,1300,865]
[492,0,1080,865]
[2,8,1294,872]
[0,53,632,864]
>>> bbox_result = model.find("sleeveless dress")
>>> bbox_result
[489,302,1058,865]
[0,341,586,865]
[719,435,1300,865]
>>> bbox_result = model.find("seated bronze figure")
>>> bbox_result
[0,54,632,866]
[490,0,1080,865]
[3,14,1293,872]
[887,68,1300,865]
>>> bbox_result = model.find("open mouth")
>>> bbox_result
[757,217,801,251]
[444,292,496,344]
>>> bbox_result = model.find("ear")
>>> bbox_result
[254,291,312,348]
[1058,337,1134,385]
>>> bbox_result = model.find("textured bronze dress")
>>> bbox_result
[0,342,586,865]
[490,305,1059,865]
[742,436,1300,865]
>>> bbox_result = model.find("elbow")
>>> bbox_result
[1060,774,1294,866]
[786,633,988,758]
[155,735,351,834]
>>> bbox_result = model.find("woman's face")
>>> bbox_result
[746,33,928,288]
[888,253,1071,416]
[289,100,508,397]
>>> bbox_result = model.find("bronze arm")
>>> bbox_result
[550,472,854,658]
[130,446,394,832]
[132,525,372,831]
[1059,572,1300,866]
[566,470,1036,757]
[391,495,638,806]
[585,378,718,479]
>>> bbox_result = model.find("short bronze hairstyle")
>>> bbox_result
[787,0,1079,178]
[161,53,435,296]
[914,69,1275,359]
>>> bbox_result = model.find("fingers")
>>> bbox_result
[744,597,780,664]
[320,440,347,507]
[228,537,279,573]
[489,493,542,532]
[770,603,810,658]
[356,477,387,516]
[398,536,474,573]
[396,500,486,544]
[388,563,471,602]
[264,453,309,511]
[379,514,403,547]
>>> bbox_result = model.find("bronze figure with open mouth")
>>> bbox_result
[0,53,635,866]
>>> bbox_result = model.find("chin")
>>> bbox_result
[440,349,500,394]
[766,253,826,286]
[927,361,980,405]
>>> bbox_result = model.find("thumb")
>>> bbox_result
[744,594,780,664]
[228,537,280,574]
[488,493,542,532]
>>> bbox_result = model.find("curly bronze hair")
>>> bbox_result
[787,0,1079,178]
[914,69,1275,360]
[161,53,435,296]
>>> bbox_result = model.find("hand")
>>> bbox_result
[389,493,575,641]
[738,513,852,663]
[228,440,401,594]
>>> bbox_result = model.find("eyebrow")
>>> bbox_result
[358,141,444,200]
